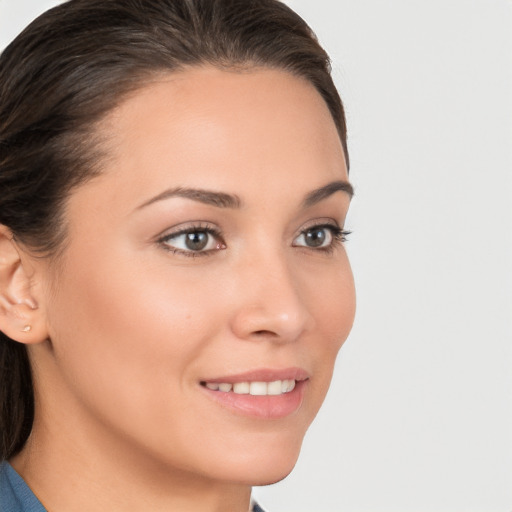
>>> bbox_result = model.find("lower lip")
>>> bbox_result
[201,380,307,419]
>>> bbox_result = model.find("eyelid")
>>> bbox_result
[294,218,341,239]
[155,221,218,240]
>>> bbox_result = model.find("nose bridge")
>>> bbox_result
[229,244,312,342]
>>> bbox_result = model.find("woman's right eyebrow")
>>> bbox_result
[136,187,242,210]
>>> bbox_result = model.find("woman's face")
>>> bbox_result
[32,67,355,485]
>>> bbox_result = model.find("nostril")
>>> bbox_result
[253,330,277,337]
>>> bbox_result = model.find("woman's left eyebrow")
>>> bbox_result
[301,180,354,208]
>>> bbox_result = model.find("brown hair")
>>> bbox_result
[0,0,348,459]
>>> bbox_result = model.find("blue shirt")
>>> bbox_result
[0,461,45,512]
[0,461,267,512]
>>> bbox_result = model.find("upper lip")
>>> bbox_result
[201,367,310,384]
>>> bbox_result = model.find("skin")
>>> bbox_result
[5,67,355,512]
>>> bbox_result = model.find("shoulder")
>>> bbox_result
[0,461,46,512]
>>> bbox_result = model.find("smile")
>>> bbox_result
[202,379,297,396]
[199,368,309,419]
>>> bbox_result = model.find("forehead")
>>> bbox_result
[83,66,348,210]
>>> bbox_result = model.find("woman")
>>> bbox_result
[0,0,355,510]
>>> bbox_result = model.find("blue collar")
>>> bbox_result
[0,461,46,511]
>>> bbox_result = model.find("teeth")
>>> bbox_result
[205,379,297,396]
[233,382,250,394]
[267,380,282,395]
[249,381,267,395]
[285,379,296,392]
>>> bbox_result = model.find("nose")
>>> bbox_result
[228,251,314,343]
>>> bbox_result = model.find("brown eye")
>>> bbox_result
[304,227,329,247]
[294,226,334,249]
[184,231,209,251]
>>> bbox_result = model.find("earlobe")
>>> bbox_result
[0,225,47,344]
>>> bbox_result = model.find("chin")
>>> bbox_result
[225,459,299,487]
[247,465,297,487]
[215,435,304,486]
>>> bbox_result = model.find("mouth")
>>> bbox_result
[199,368,309,419]
[200,379,297,396]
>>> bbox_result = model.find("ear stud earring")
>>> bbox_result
[22,325,32,332]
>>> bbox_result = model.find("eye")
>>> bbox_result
[158,225,225,256]
[293,224,349,250]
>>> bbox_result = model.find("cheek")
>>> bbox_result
[44,249,227,423]
[303,256,355,399]
[308,253,355,348]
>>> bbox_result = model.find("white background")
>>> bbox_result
[1,1,511,511]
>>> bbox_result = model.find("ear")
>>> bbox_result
[0,225,48,344]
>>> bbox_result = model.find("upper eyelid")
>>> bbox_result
[156,222,220,241]
[295,218,341,234]
[293,223,344,242]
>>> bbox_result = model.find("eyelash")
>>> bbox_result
[298,224,351,255]
[157,223,351,258]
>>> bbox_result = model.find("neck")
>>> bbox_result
[11,414,252,512]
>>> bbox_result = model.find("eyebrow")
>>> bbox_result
[137,186,242,210]
[136,180,353,211]
[301,180,354,208]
